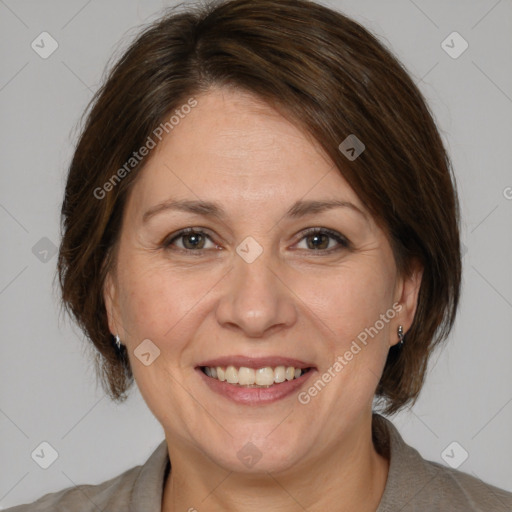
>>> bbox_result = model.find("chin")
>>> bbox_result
[199,430,309,475]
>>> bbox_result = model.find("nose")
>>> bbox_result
[215,249,298,338]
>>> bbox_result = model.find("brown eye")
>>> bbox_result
[305,232,330,250]
[164,228,217,252]
[180,232,206,250]
[296,228,349,252]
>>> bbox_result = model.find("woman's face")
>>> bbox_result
[105,87,420,474]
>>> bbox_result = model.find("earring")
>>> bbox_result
[114,334,121,349]
[397,325,404,345]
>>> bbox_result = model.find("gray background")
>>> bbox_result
[1,0,511,508]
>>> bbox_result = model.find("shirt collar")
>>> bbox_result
[130,438,170,511]
[373,413,436,511]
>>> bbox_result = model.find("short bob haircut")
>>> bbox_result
[57,0,461,415]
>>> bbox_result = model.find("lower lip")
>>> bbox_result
[196,368,316,405]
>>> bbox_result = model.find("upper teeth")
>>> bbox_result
[203,365,304,386]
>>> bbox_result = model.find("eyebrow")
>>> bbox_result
[142,198,368,223]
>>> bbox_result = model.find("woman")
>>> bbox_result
[6,0,511,510]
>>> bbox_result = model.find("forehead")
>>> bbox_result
[126,87,365,218]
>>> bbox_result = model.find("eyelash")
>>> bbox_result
[162,227,350,255]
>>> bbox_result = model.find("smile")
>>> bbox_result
[196,356,317,405]
[201,365,312,387]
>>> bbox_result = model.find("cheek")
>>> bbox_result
[115,262,207,425]
[117,260,209,340]
[292,260,395,345]
[301,268,395,406]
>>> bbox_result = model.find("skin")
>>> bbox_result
[104,87,423,512]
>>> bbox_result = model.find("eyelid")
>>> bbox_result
[293,227,350,252]
[298,227,349,244]
[163,226,350,254]
[163,227,218,249]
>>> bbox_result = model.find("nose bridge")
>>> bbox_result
[236,243,277,295]
[215,239,297,337]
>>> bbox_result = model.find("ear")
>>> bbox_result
[103,271,121,338]
[391,259,423,347]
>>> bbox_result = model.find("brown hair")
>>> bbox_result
[58,0,461,414]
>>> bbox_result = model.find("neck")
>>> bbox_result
[161,415,389,512]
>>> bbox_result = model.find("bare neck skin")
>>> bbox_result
[161,413,389,512]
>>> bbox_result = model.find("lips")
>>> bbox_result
[196,355,314,369]
[195,355,317,405]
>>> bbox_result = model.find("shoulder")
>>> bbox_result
[373,414,512,512]
[2,464,143,512]
[419,457,512,511]
[3,439,169,512]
